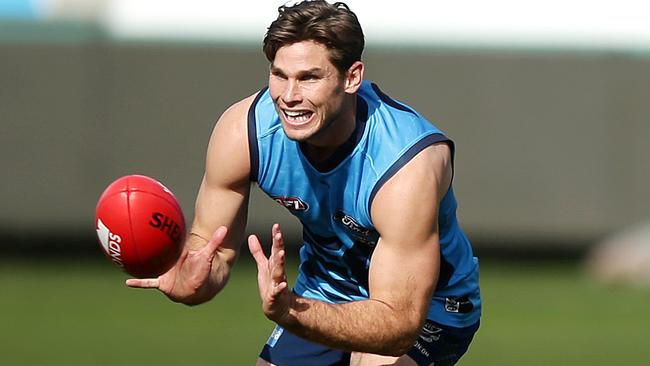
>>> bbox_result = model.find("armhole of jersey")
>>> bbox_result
[367,133,454,216]
[247,86,268,182]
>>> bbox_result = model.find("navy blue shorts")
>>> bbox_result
[259,320,479,366]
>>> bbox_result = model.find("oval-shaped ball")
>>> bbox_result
[95,175,185,278]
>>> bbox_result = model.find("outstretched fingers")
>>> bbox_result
[249,224,292,321]
[270,227,288,288]
[248,234,268,269]
[248,224,289,291]
[126,226,227,292]
[271,224,285,256]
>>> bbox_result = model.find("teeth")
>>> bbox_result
[284,110,311,122]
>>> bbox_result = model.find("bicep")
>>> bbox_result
[368,143,452,322]
[368,235,439,320]
[189,96,257,253]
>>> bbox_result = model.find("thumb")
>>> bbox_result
[125,277,160,289]
[203,226,228,258]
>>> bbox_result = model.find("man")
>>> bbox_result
[126,1,481,365]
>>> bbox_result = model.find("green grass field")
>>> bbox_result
[1,257,649,365]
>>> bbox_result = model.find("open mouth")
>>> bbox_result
[282,109,314,125]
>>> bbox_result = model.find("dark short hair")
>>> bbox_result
[263,0,365,75]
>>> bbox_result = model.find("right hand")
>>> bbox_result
[125,226,228,305]
[248,224,292,324]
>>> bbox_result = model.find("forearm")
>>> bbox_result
[279,295,422,356]
[249,224,431,355]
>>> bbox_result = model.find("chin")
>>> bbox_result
[283,129,313,142]
[281,122,316,142]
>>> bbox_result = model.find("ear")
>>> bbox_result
[344,61,365,94]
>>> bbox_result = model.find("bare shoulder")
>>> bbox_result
[204,91,262,187]
[370,142,453,239]
[374,142,452,202]
[212,91,261,134]
[406,142,452,174]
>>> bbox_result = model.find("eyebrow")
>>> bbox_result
[270,65,326,76]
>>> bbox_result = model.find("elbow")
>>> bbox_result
[381,323,422,357]
[370,301,429,356]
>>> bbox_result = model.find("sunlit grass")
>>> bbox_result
[1,258,649,365]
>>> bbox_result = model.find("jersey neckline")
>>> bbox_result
[298,95,369,173]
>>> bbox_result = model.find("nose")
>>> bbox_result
[282,80,302,105]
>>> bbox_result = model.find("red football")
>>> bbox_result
[95,175,185,278]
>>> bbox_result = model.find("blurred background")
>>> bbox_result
[1,0,649,365]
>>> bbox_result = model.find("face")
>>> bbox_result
[269,40,360,146]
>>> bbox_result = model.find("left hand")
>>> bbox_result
[248,223,292,323]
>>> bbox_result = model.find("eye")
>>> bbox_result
[300,74,319,81]
[270,69,288,80]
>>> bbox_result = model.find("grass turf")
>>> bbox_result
[1,257,649,365]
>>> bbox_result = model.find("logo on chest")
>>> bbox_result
[333,210,379,247]
[273,196,309,212]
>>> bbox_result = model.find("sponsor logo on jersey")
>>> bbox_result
[333,210,379,247]
[96,218,124,268]
[273,196,309,212]
[444,296,474,313]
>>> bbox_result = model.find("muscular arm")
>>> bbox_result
[186,96,255,300]
[127,93,257,305]
[253,142,453,355]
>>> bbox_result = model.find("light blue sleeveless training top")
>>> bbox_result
[248,81,481,327]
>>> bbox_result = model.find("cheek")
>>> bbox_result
[268,82,281,101]
[304,86,333,108]
[320,92,344,112]
[268,76,289,99]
